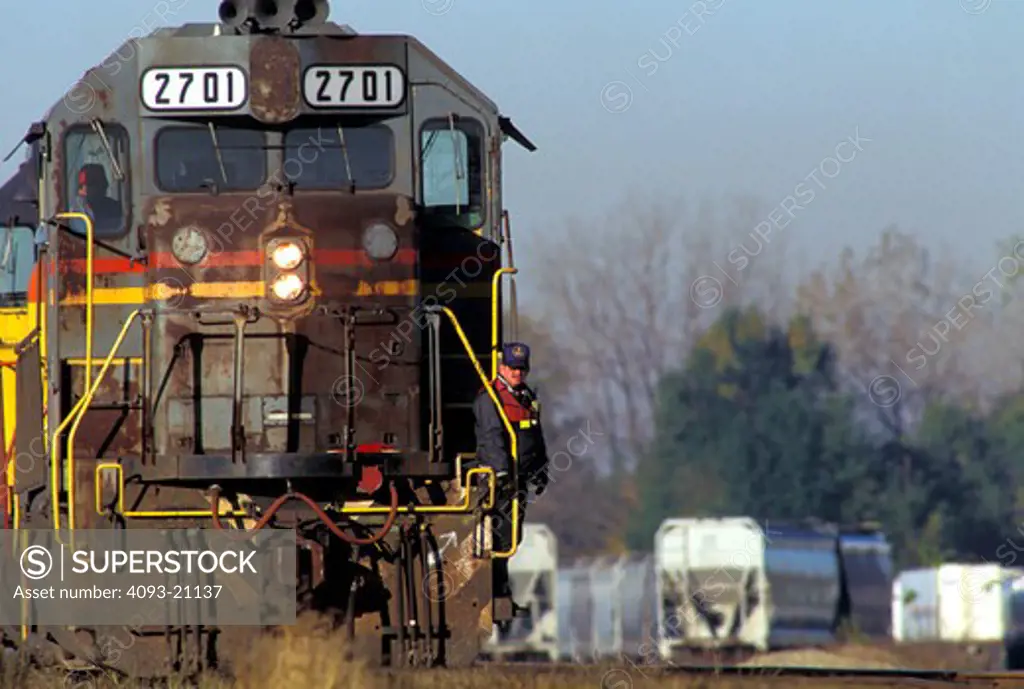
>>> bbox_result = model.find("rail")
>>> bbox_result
[54,213,95,395]
[337,465,497,514]
[461,663,1024,684]
[93,461,494,518]
[491,267,518,380]
[93,462,247,519]
[660,665,1023,683]
[431,304,520,558]
[51,309,140,537]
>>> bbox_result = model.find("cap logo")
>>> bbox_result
[512,345,525,357]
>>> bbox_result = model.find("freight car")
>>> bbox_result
[556,553,659,663]
[894,564,1023,669]
[654,517,894,663]
[0,0,536,676]
[481,522,559,662]
[837,526,894,638]
[480,519,893,667]
[1002,574,1024,669]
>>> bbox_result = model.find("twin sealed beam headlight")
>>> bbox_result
[266,238,309,303]
[271,241,304,270]
[270,273,305,301]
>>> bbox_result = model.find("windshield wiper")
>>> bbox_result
[1,228,14,272]
[207,122,229,187]
[448,114,463,213]
[336,125,355,193]
[91,119,124,181]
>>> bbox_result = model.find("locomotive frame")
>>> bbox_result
[0,0,536,677]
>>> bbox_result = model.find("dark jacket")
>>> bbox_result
[472,376,548,480]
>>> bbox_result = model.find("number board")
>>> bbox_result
[140,67,248,112]
[302,65,406,109]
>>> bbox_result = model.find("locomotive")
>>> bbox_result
[0,0,536,676]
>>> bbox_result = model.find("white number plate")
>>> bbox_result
[303,65,406,108]
[141,67,247,112]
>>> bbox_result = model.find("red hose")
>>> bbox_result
[209,483,400,545]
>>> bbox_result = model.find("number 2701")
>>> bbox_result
[153,72,237,105]
[313,69,396,104]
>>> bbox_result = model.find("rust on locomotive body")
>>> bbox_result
[0,0,537,673]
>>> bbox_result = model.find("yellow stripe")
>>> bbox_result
[62,287,146,305]
[60,283,265,305]
[356,279,418,297]
[55,279,491,305]
[192,281,265,299]
[67,357,142,366]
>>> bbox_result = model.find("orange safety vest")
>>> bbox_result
[485,376,540,429]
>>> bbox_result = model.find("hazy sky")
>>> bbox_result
[2,0,1022,291]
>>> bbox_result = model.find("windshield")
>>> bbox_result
[155,126,267,192]
[283,125,393,190]
[0,226,36,303]
[65,125,130,237]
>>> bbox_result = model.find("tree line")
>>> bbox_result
[521,195,1024,569]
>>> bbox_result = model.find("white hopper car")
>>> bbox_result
[555,552,659,663]
[482,516,893,665]
[481,523,559,661]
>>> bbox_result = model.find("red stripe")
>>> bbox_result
[151,250,261,269]
[356,443,397,453]
[316,249,417,267]
[59,248,486,274]
[62,257,146,274]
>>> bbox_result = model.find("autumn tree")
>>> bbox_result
[527,192,795,476]
[628,306,882,548]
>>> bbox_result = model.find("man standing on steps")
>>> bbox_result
[472,342,550,615]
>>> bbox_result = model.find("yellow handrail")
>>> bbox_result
[54,213,94,396]
[93,461,495,518]
[435,305,520,558]
[52,309,140,537]
[339,466,496,514]
[491,267,518,380]
[94,463,249,518]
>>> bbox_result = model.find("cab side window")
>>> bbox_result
[0,226,38,307]
[420,117,485,230]
[63,124,131,238]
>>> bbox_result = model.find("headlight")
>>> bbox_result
[171,225,209,265]
[270,274,305,301]
[270,240,304,270]
[362,223,398,261]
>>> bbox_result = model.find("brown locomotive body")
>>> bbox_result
[0,0,535,675]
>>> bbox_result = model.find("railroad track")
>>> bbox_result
[658,666,1022,685]
[62,660,1024,688]
[421,662,1024,687]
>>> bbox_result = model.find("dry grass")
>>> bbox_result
[0,621,1008,689]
